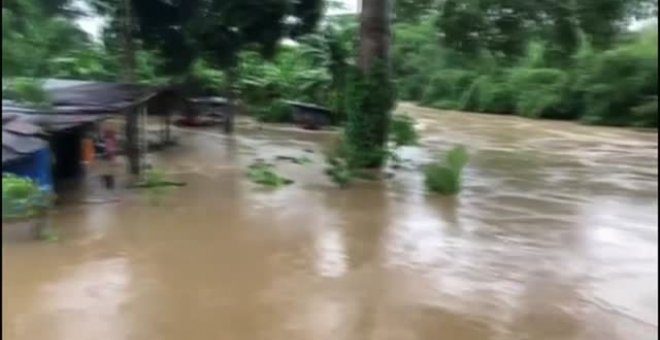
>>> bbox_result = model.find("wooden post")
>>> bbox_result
[125,107,140,175]
[165,111,171,143]
[139,103,148,178]
[224,66,238,134]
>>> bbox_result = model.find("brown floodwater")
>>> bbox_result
[3,103,658,340]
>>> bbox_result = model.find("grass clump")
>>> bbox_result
[246,162,293,188]
[142,168,177,205]
[390,113,419,147]
[424,146,469,195]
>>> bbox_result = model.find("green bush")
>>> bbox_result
[579,45,658,126]
[508,68,572,119]
[392,17,657,128]
[420,70,477,107]
[460,75,515,114]
[253,99,294,123]
[398,73,428,101]
[424,146,469,195]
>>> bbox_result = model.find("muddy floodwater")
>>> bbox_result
[3,103,658,340]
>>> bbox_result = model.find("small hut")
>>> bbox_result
[2,111,53,191]
[42,79,188,176]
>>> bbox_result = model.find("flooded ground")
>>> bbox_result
[3,103,658,340]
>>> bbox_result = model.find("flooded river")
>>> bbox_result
[3,103,658,340]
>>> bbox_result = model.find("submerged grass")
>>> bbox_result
[246,162,294,188]
[143,169,175,205]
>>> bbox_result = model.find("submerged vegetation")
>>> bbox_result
[246,162,294,188]
[141,169,178,205]
[424,146,469,195]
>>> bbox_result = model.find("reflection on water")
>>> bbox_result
[3,103,658,340]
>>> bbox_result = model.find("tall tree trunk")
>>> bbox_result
[344,0,393,169]
[121,0,139,175]
[224,66,238,134]
[358,0,392,73]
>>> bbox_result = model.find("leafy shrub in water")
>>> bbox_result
[424,146,469,195]
[2,174,53,221]
[390,113,419,146]
[246,162,293,188]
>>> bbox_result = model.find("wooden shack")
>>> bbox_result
[42,79,186,177]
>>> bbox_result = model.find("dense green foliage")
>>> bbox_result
[3,78,50,107]
[395,17,658,127]
[424,146,469,195]
[237,28,352,123]
[2,0,165,83]
[2,174,53,221]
